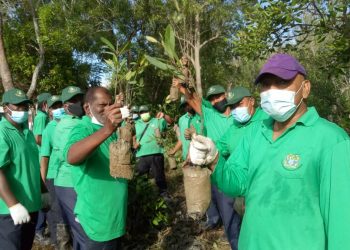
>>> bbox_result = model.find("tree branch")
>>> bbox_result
[200,32,220,49]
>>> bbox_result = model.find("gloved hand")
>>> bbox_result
[120,106,130,119]
[41,192,51,211]
[184,125,196,140]
[9,203,31,225]
[189,134,218,166]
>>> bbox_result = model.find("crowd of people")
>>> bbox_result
[0,53,349,250]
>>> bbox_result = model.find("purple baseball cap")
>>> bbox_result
[255,53,306,84]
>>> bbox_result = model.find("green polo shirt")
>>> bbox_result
[217,107,269,158]
[202,99,233,143]
[33,110,49,136]
[64,116,128,241]
[0,119,41,214]
[40,119,58,179]
[135,118,167,157]
[53,115,81,187]
[212,107,350,250]
[178,113,202,160]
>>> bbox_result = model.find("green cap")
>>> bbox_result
[130,105,139,113]
[226,86,252,106]
[206,85,226,99]
[37,92,51,103]
[47,95,62,108]
[61,86,84,103]
[139,105,149,113]
[2,88,31,105]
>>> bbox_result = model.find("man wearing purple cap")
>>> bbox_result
[189,54,350,249]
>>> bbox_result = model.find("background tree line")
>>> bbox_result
[0,0,349,130]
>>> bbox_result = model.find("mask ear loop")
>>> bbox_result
[295,81,306,109]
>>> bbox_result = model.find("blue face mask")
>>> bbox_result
[231,107,251,123]
[52,108,65,120]
[7,106,28,124]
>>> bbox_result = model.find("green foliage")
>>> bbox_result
[127,175,170,234]
[145,25,185,81]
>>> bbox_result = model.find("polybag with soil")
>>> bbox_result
[183,165,211,219]
[110,121,134,180]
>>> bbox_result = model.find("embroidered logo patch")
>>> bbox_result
[68,86,78,93]
[15,90,25,97]
[283,154,301,170]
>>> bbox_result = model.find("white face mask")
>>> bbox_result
[52,108,65,120]
[89,104,104,126]
[7,106,28,124]
[260,82,304,122]
[231,106,251,123]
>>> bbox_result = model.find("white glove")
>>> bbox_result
[189,134,218,166]
[9,203,31,225]
[120,106,130,119]
[41,192,51,210]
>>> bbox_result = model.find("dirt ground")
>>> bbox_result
[32,165,232,250]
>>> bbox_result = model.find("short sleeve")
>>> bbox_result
[33,114,47,136]
[40,127,52,157]
[0,132,10,168]
[159,118,167,132]
[63,124,90,166]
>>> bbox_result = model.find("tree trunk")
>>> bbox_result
[27,0,44,98]
[0,12,13,91]
[194,13,202,97]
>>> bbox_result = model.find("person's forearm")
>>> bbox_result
[187,94,202,115]
[40,157,49,182]
[35,135,42,146]
[0,170,18,207]
[164,114,174,125]
[67,127,113,165]
[172,140,182,153]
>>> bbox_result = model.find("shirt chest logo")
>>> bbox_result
[283,154,301,170]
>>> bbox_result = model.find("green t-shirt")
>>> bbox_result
[64,117,128,241]
[178,113,202,160]
[135,118,167,157]
[217,107,269,158]
[0,118,41,214]
[40,119,58,179]
[202,99,234,143]
[212,107,350,250]
[33,110,49,136]
[53,115,81,187]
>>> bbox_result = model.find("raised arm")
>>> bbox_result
[172,78,202,115]
[66,104,122,165]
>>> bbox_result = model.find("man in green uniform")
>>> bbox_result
[169,96,202,161]
[33,92,51,146]
[212,86,269,249]
[189,53,350,250]
[53,86,84,249]
[0,88,42,250]
[217,86,268,158]
[134,105,169,197]
[40,95,70,248]
[33,92,51,244]
[173,79,235,242]
[64,86,126,249]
